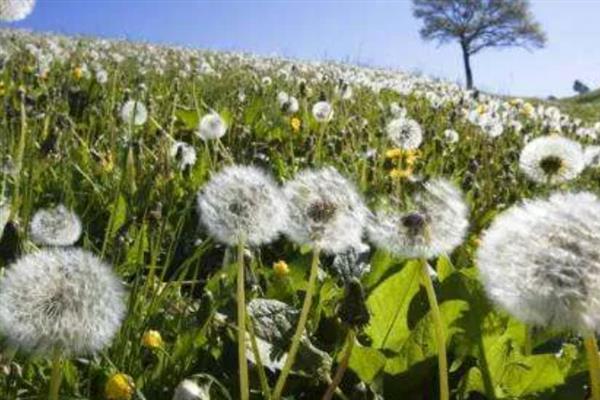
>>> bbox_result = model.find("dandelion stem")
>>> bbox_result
[247,314,271,399]
[322,329,355,400]
[236,239,250,400]
[11,96,27,217]
[272,246,321,400]
[584,335,600,400]
[420,258,449,400]
[48,347,63,400]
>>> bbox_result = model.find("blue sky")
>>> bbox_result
[6,0,600,98]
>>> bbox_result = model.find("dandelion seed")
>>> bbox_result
[519,135,584,184]
[386,117,423,150]
[120,100,147,126]
[477,192,600,333]
[0,0,35,22]
[29,204,82,247]
[0,248,126,355]
[368,179,469,259]
[197,113,227,141]
[283,167,369,254]
[197,165,288,247]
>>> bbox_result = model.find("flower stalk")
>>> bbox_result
[273,246,321,400]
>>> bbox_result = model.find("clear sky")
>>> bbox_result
[5,0,600,98]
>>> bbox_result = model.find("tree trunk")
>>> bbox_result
[460,41,474,89]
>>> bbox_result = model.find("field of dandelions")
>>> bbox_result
[2,26,600,400]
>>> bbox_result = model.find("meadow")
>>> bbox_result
[1,28,600,400]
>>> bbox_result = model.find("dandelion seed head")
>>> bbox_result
[477,192,600,333]
[0,248,126,356]
[120,100,147,126]
[197,113,227,141]
[312,101,334,122]
[29,204,82,247]
[0,0,35,22]
[368,178,469,258]
[519,135,584,184]
[283,167,369,254]
[386,117,423,150]
[197,165,288,247]
[169,141,197,171]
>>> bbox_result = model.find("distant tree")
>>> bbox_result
[412,0,546,89]
[573,80,590,95]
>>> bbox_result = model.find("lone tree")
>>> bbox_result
[412,0,546,89]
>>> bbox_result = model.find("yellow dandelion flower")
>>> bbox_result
[405,149,420,166]
[290,117,301,133]
[141,330,164,349]
[522,102,535,117]
[385,148,403,159]
[73,66,83,80]
[389,168,413,179]
[105,373,135,400]
[273,260,290,278]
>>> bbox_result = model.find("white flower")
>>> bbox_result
[519,135,584,184]
[0,248,126,355]
[368,179,469,259]
[443,129,459,144]
[197,165,288,247]
[477,192,600,333]
[386,117,423,150]
[283,167,369,254]
[29,204,82,247]
[170,141,197,171]
[312,101,334,122]
[172,379,209,400]
[120,100,148,126]
[197,113,227,141]
[0,0,35,22]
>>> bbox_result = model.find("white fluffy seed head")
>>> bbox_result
[197,165,288,247]
[386,117,423,150]
[519,135,584,184]
[368,178,469,259]
[477,192,600,334]
[197,113,227,141]
[170,141,197,171]
[0,248,126,356]
[312,101,334,122]
[283,167,369,254]
[29,204,82,247]
[0,0,36,22]
[120,100,148,126]
[172,379,209,400]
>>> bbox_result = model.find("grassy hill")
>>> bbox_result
[553,88,600,121]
